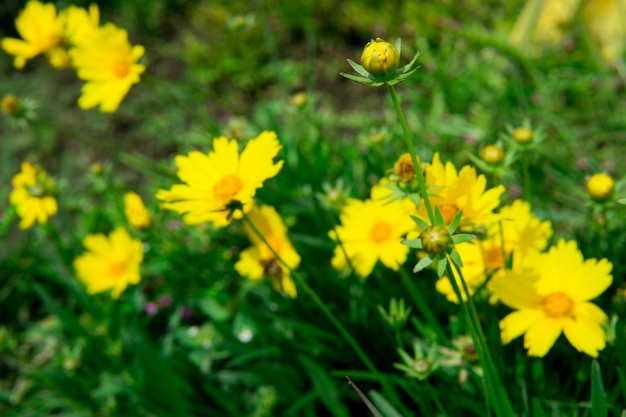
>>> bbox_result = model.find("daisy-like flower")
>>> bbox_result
[70,23,145,112]
[73,227,143,298]
[124,191,151,229]
[583,0,626,63]
[156,131,284,227]
[234,205,300,298]
[9,162,57,229]
[418,153,505,228]
[61,4,100,48]
[436,200,552,303]
[1,1,66,69]
[491,239,612,357]
[330,183,415,277]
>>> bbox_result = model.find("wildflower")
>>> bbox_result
[1,1,65,69]
[73,227,143,298]
[124,191,151,229]
[582,0,626,63]
[435,240,490,303]
[393,153,417,183]
[394,340,440,380]
[491,239,612,357]
[157,131,283,227]
[330,183,415,277]
[481,145,504,164]
[61,4,100,48]
[70,23,145,112]
[417,153,505,228]
[234,205,300,298]
[1,94,21,116]
[420,225,451,255]
[360,38,400,76]
[9,162,57,229]
[512,127,533,144]
[587,173,615,201]
[291,92,308,108]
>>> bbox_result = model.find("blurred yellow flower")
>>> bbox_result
[491,239,612,357]
[418,153,505,228]
[1,94,21,116]
[511,0,626,64]
[586,173,615,201]
[157,131,284,227]
[61,4,100,47]
[70,23,145,112]
[74,227,143,298]
[1,1,65,69]
[9,162,57,229]
[330,183,415,277]
[235,205,300,298]
[124,191,151,229]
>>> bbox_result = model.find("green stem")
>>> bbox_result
[240,211,409,413]
[446,260,514,416]
[522,150,531,202]
[387,84,434,223]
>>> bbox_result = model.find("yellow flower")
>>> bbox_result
[582,0,626,63]
[586,173,615,201]
[1,1,65,69]
[330,183,415,277]
[124,191,151,229]
[74,227,143,298]
[360,38,400,75]
[491,239,612,357]
[156,131,284,227]
[512,127,533,144]
[481,145,504,164]
[1,94,21,116]
[393,153,417,182]
[9,162,57,229]
[234,205,300,298]
[436,200,552,303]
[418,153,505,228]
[61,4,100,48]
[70,23,145,112]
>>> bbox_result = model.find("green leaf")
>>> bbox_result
[410,215,430,230]
[346,378,384,417]
[451,234,475,244]
[448,248,464,268]
[433,206,444,226]
[298,355,350,417]
[413,253,434,273]
[448,209,464,234]
[436,257,448,277]
[394,38,402,56]
[340,72,372,83]
[368,390,404,417]
[591,360,608,417]
[346,59,371,78]
[402,238,422,249]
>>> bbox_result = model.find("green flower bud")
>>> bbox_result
[360,38,400,75]
[587,173,615,201]
[420,225,451,255]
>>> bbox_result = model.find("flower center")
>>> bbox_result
[543,292,574,318]
[114,59,130,78]
[109,261,127,278]
[370,221,392,243]
[213,175,243,202]
[484,246,504,271]
[438,204,460,225]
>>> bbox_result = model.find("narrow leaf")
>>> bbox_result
[346,59,371,77]
[346,377,384,417]
[410,215,430,230]
[413,254,434,273]
[591,360,608,417]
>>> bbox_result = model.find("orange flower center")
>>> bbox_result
[370,221,392,243]
[438,204,459,225]
[543,292,574,318]
[213,175,243,202]
[109,261,127,278]
[484,246,504,271]
[114,59,130,78]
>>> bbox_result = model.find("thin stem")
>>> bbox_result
[240,211,409,413]
[387,84,434,223]
[521,150,531,202]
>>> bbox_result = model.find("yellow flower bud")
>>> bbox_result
[513,127,533,144]
[481,145,504,164]
[420,225,451,255]
[291,92,307,108]
[394,153,416,182]
[360,38,400,75]
[1,94,21,116]
[586,173,615,201]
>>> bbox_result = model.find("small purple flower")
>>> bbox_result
[157,294,173,308]
[144,302,158,316]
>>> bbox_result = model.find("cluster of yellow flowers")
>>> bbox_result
[1,1,145,112]
[327,151,614,358]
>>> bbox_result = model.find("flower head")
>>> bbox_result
[330,183,415,277]
[1,94,21,116]
[1,1,65,69]
[360,38,400,75]
[70,23,145,112]
[9,162,57,229]
[124,191,151,229]
[61,4,100,48]
[512,127,533,144]
[491,239,612,357]
[235,205,300,298]
[73,227,143,298]
[587,173,615,202]
[393,153,417,183]
[481,145,504,164]
[418,153,505,228]
[157,131,283,227]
